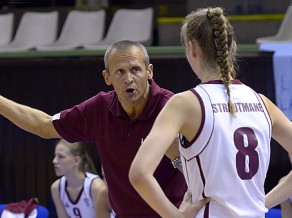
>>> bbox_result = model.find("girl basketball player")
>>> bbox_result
[51,139,114,218]
[129,6,292,218]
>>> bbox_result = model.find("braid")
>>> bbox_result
[207,8,236,116]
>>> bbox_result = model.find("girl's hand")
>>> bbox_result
[179,190,210,217]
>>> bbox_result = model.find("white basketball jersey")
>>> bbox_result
[179,81,272,218]
[59,172,98,218]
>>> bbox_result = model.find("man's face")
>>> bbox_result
[102,47,153,107]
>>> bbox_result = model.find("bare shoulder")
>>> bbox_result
[50,179,69,217]
[50,179,62,205]
[92,177,106,188]
[258,93,277,114]
[172,90,197,100]
[91,177,106,196]
[51,179,60,193]
[258,93,269,103]
[167,90,199,108]
[97,182,109,198]
[169,90,201,112]
[99,184,108,194]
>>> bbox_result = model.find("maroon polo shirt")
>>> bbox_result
[52,79,187,218]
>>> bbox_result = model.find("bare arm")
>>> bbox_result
[260,94,292,208]
[51,180,69,218]
[260,94,292,154]
[0,95,60,138]
[165,136,183,173]
[129,92,204,218]
[266,171,292,209]
[280,198,292,218]
[165,136,180,161]
[91,178,111,218]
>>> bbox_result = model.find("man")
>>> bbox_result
[0,40,187,217]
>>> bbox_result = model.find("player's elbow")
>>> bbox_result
[129,164,147,188]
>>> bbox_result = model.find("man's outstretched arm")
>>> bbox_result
[0,95,60,139]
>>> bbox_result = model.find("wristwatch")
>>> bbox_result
[171,157,182,169]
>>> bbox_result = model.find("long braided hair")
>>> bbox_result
[181,7,238,116]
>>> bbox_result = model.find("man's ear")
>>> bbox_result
[147,64,153,79]
[102,70,112,85]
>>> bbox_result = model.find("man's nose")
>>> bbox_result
[124,72,133,83]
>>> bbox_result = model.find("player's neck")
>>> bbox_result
[66,171,85,188]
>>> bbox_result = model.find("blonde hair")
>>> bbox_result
[181,7,237,116]
[57,139,97,174]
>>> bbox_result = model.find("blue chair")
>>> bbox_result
[0,204,5,214]
[0,204,49,218]
[36,205,49,218]
[265,208,282,218]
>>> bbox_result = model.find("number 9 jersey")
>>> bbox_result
[179,80,272,218]
[59,172,98,218]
